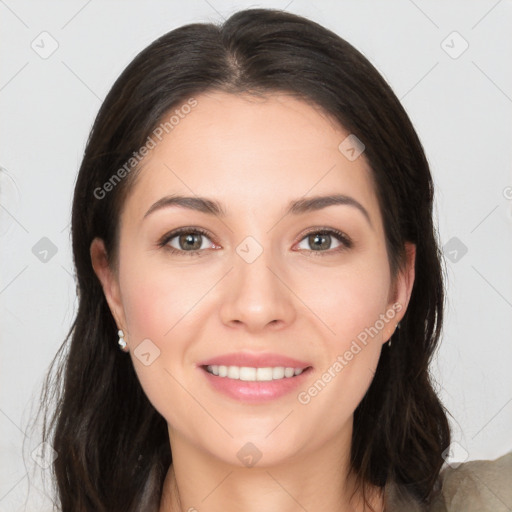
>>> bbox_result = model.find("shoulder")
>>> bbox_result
[385,450,512,512]
[428,450,512,512]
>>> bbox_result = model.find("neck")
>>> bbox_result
[158,427,384,512]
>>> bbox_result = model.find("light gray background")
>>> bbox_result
[1,0,511,509]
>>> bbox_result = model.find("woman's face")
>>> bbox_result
[92,91,414,468]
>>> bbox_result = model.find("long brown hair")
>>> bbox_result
[37,8,450,511]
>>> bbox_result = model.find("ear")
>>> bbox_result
[382,241,416,343]
[90,237,127,332]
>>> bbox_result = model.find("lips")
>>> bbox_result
[197,352,311,369]
[197,352,313,402]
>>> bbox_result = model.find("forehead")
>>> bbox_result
[122,91,382,230]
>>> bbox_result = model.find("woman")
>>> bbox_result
[38,8,511,512]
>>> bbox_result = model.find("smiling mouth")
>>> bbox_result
[203,365,311,382]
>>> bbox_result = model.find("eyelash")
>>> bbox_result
[157,227,353,257]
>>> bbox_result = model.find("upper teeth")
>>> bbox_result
[206,365,304,381]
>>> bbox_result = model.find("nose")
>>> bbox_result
[219,246,297,333]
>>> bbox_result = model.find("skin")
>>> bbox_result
[91,91,415,512]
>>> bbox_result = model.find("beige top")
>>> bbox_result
[384,450,512,511]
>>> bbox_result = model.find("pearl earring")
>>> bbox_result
[388,322,400,347]
[118,329,129,352]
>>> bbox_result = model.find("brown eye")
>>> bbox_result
[296,229,352,254]
[174,232,204,251]
[159,228,215,255]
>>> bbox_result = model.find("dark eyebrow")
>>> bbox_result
[144,195,226,218]
[287,194,372,228]
[143,193,372,228]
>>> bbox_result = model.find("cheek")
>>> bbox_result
[117,252,224,421]
[119,274,196,429]
[300,258,392,349]
[120,256,206,344]
[294,260,391,415]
